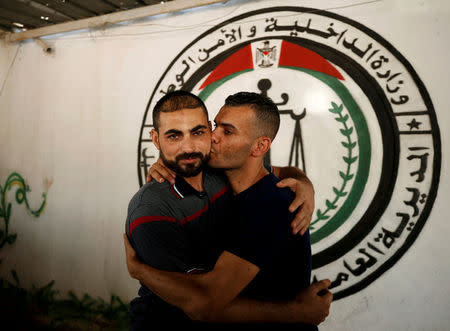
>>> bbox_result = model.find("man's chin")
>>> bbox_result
[207,155,218,168]
[161,153,210,178]
[179,167,203,177]
[176,162,204,177]
[207,160,227,170]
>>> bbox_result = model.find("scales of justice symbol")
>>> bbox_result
[257,78,307,174]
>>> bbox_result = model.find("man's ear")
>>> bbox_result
[151,129,161,150]
[251,136,271,157]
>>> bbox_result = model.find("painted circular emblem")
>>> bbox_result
[138,7,441,300]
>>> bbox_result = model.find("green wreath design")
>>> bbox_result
[310,102,357,230]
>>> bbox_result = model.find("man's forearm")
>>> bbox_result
[273,166,310,183]
[133,262,211,317]
[136,265,307,324]
[135,263,310,324]
[208,297,300,323]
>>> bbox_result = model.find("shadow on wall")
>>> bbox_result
[0,271,129,330]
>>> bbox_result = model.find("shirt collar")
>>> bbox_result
[171,175,207,199]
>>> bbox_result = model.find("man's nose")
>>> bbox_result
[211,130,219,144]
[182,136,196,152]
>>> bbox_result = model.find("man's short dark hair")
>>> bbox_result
[224,92,280,140]
[152,90,208,131]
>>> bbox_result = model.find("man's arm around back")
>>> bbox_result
[124,234,332,325]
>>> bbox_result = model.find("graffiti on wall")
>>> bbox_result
[0,172,50,261]
[137,7,441,299]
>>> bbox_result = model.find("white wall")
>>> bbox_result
[0,0,448,330]
[321,1,450,330]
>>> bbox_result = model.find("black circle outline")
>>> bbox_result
[138,6,441,300]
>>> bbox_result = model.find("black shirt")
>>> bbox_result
[218,173,317,330]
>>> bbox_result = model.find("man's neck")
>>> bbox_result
[225,160,268,195]
[182,171,204,192]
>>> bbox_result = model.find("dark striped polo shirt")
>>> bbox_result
[125,168,230,326]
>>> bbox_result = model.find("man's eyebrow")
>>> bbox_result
[164,129,182,135]
[217,122,237,130]
[191,125,208,133]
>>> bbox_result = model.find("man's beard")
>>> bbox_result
[160,151,210,178]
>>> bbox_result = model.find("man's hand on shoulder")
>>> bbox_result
[276,176,315,235]
[146,157,176,184]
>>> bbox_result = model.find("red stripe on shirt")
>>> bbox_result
[180,184,229,225]
[210,184,229,203]
[130,184,229,231]
[129,215,176,235]
[180,204,209,226]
